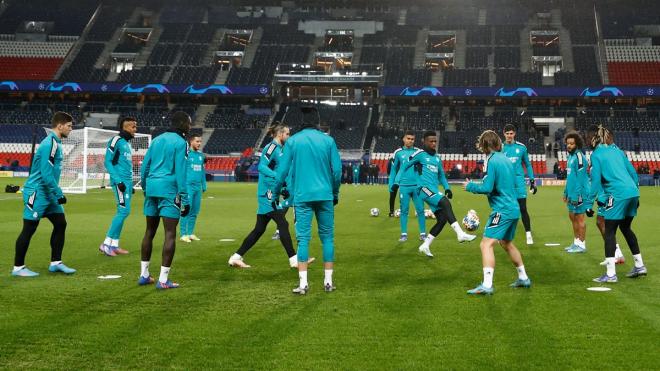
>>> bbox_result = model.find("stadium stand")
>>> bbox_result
[227,45,309,85]
[444,69,489,86]
[0,0,96,36]
[606,45,660,85]
[0,41,73,80]
[554,46,602,86]
[466,47,490,68]
[494,47,520,69]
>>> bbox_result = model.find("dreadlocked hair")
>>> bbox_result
[591,125,614,148]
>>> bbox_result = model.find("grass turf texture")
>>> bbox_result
[0,181,658,369]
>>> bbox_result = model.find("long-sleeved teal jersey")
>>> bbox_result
[24,131,64,200]
[389,146,419,186]
[564,149,590,204]
[140,130,189,205]
[186,150,207,192]
[104,132,133,185]
[502,141,535,180]
[588,143,639,204]
[404,149,450,191]
[275,128,342,202]
[466,152,521,219]
[259,139,282,193]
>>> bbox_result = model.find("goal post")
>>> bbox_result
[55,127,151,194]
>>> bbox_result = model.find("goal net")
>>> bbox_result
[54,127,151,194]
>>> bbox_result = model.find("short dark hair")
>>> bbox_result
[170,111,191,134]
[188,133,202,142]
[503,124,516,133]
[564,131,584,149]
[118,116,136,130]
[52,111,73,128]
[404,130,415,137]
[423,130,436,139]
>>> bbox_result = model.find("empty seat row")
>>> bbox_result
[0,41,73,58]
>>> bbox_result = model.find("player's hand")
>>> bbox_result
[181,204,190,217]
[586,209,595,217]
[445,189,453,199]
[462,178,470,191]
[57,196,67,205]
[281,188,290,199]
[562,196,567,203]
[117,182,126,192]
[530,179,538,195]
[333,197,339,206]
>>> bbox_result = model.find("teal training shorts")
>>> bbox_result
[22,188,64,221]
[144,195,181,219]
[484,212,518,241]
[599,196,639,220]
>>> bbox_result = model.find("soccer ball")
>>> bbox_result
[462,209,480,231]
[394,209,401,218]
[424,209,435,219]
[370,208,380,217]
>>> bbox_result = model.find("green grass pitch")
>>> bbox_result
[0,181,658,369]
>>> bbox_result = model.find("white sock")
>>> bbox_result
[13,265,25,272]
[299,270,308,288]
[573,238,580,246]
[606,258,616,277]
[140,261,150,278]
[575,239,585,249]
[111,239,119,247]
[275,229,279,234]
[482,267,494,288]
[615,245,624,258]
[450,222,463,235]
[516,265,528,280]
[50,261,62,266]
[424,234,436,246]
[401,232,408,236]
[324,269,333,286]
[159,266,170,283]
[526,231,532,238]
[230,253,242,261]
[104,237,112,245]
[289,255,298,266]
[633,254,644,268]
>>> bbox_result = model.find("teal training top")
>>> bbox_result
[140,130,189,205]
[258,140,282,196]
[24,131,64,200]
[466,151,521,219]
[186,150,207,192]
[275,128,342,202]
[104,133,133,185]
[588,143,639,204]
[502,141,535,180]
[404,149,450,191]
[389,146,419,187]
[564,149,590,204]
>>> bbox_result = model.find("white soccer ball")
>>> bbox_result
[394,209,401,218]
[424,209,435,219]
[462,209,480,231]
[370,207,380,217]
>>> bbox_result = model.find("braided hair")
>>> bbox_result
[590,124,614,148]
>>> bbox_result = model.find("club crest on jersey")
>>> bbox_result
[267,189,273,200]
[516,149,520,154]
